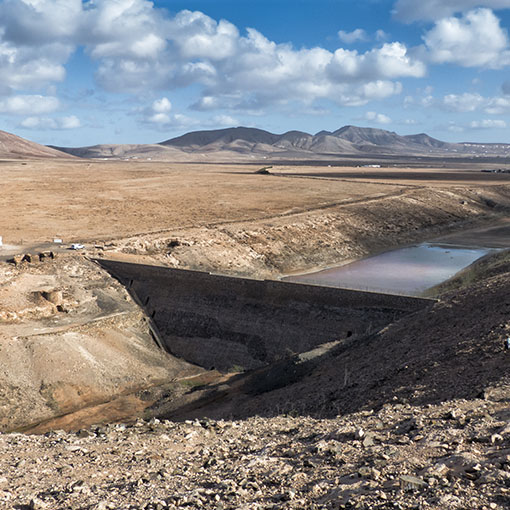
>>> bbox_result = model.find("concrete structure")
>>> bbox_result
[97,260,435,372]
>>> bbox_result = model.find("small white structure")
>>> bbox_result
[0,236,3,247]
[53,238,63,244]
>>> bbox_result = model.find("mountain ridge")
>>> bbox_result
[158,125,465,156]
[2,125,508,161]
[0,130,75,159]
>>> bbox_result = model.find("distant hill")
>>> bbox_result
[160,127,281,148]
[51,125,510,160]
[51,143,188,161]
[0,130,75,159]
[159,125,467,156]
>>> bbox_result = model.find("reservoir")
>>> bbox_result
[284,244,492,296]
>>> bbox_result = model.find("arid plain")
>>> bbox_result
[2,159,510,275]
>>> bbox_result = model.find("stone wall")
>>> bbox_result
[97,260,434,371]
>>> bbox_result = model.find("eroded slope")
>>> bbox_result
[0,255,200,432]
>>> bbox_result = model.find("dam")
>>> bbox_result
[97,260,435,372]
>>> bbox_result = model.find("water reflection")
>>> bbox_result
[284,244,491,296]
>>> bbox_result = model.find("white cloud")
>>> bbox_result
[393,0,510,22]
[170,11,240,61]
[363,111,392,124]
[191,95,221,111]
[329,43,425,81]
[144,97,172,125]
[423,9,510,68]
[338,29,368,44]
[85,1,167,60]
[152,97,172,113]
[447,123,465,132]
[442,92,486,112]
[20,115,80,129]
[83,5,426,108]
[0,94,59,114]
[211,114,239,126]
[440,92,510,114]
[0,0,80,91]
[484,96,510,113]
[0,1,427,114]
[376,30,389,41]
[59,115,81,129]
[470,119,507,128]
[148,112,171,125]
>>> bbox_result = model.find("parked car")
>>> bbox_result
[70,243,84,250]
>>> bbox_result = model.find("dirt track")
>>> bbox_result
[1,160,509,246]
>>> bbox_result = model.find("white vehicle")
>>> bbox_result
[70,243,84,250]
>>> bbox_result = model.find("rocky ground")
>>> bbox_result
[1,161,510,508]
[0,250,508,510]
[1,388,509,510]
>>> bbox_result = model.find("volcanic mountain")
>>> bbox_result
[0,130,75,159]
[52,125,510,160]
[159,125,464,156]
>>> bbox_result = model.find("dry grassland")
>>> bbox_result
[2,159,509,246]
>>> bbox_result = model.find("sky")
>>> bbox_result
[1,0,510,146]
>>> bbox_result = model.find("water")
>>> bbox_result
[284,244,492,296]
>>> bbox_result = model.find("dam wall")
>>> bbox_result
[97,260,434,371]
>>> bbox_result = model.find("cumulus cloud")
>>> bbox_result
[442,93,486,112]
[469,118,507,128]
[20,115,81,129]
[211,114,239,126]
[441,92,510,114]
[144,97,172,125]
[0,94,59,114]
[447,122,465,132]
[423,9,510,68]
[152,97,172,113]
[0,1,427,114]
[393,0,510,22]
[376,30,389,41]
[77,6,425,107]
[338,29,368,44]
[0,0,79,91]
[329,43,425,81]
[484,96,510,113]
[363,111,392,124]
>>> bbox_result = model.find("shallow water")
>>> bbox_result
[284,244,491,296]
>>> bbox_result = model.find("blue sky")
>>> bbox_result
[1,0,510,146]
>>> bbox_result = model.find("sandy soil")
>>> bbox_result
[0,160,508,246]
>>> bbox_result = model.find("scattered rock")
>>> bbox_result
[399,475,427,491]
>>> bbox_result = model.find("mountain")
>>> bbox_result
[0,130,75,159]
[404,133,453,149]
[160,125,467,157]
[332,125,402,145]
[160,127,281,148]
[51,143,188,161]
[52,125,510,160]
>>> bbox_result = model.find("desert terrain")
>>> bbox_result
[0,144,509,509]
[1,158,510,277]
